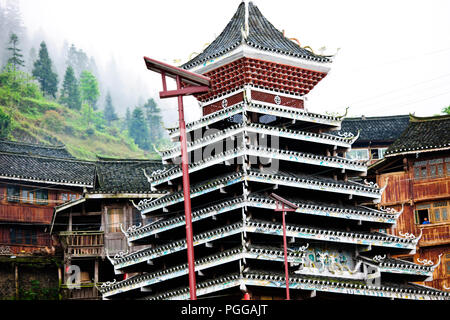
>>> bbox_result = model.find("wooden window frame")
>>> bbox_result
[415,201,450,224]
[414,157,449,180]
[107,207,124,233]
[6,186,48,205]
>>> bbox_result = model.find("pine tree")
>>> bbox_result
[32,41,58,98]
[79,70,99,110]
[129,107,150,150]
[6,33,25,73]
[143,98,163,143]
[60,65,81,110]
[66,44,89,78]
[103,91,118,124]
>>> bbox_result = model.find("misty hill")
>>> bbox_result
[0,65,163,160]
[0,0,171,160]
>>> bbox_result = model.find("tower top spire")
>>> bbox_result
[181,2,331,72]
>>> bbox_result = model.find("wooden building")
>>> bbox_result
[337,115,410,165]
[0,140,95,299]
[50,158,164,300]
[369,114,450,291]
[97,2,449,301]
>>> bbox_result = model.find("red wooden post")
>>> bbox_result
[176,74,197,300]
[281,203,290,300]
[143,57,210,300]
[270,193,298,301]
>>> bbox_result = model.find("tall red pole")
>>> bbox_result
[281,204,290,300]
[176,75,197,300]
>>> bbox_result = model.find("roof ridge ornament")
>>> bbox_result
[417,253,442,269]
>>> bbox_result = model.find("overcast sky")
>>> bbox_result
[15,0,450,124]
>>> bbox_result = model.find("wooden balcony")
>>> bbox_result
[61,282,102,300]
[0,204,53,224]
[418,223,450,247]
[59,231,104,258]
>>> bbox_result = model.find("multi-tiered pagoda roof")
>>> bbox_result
[98,2,449,301]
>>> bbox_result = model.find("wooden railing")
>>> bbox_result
[59,231,104,257]
[418,223,450,247]
[0,204,53,224]
[61,282,102,300]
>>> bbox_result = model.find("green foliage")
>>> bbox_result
[42,110,65,133]
[79,70,99,110]
[442,105,450,115]
[0,64,42,106]
[66,44,92,77]
[19,280,59,300]
[103,91,118,124]
[0,107,12,138]
[129,106,150,150]
[7,33,25,71]
[143,98,163,142]
[60,65,81,110]
[32,41,58,98]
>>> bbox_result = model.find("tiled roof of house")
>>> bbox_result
[92,158,167,194]
[0,140,74,159]
[0,152,96,187]
[336,115,410,145]
[385,114,450,156]
[181,2,330,70]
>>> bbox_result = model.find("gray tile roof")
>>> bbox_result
[181,2,330,70]
[336,115,410,146]
[92,158,167,194]
[0,140,74,159]
[385,114,450,156]
[0,152,96,187]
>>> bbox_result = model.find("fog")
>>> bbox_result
[2,0,450,127]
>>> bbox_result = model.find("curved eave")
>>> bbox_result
[184,42,332,75]
[153,147,366,188]
[143,272,449,301]
[384,145,450,158]
[161,123,354,162]
[360,257,435,279]
[101,246,307,298]
[167,102,341,139]
[112,220,416,271]
[0,174,94,188]
[128,196,397,243]
[139,171,381,215]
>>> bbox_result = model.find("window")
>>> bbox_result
[415,201,450,224]
[7,187,20,202]
[22,188,34,203]
[9,228,37,245]
[378,148,388,159]
[346,149,369,161]
[370,148,388,160]
[107,208,123,233]
[414,160,428,179]
[132,208,142,226]
[36,190,48,205]
[6,186,48,205]
[415,203,431,224]
[432,201,448,223]
[60,192,78,203]
[414,158,450,180]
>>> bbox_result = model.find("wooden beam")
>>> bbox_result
[159,86,210,99]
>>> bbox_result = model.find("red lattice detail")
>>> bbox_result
[195,57,327,102]
[251,90,304,109]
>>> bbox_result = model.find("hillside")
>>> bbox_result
[0,67,160,160]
